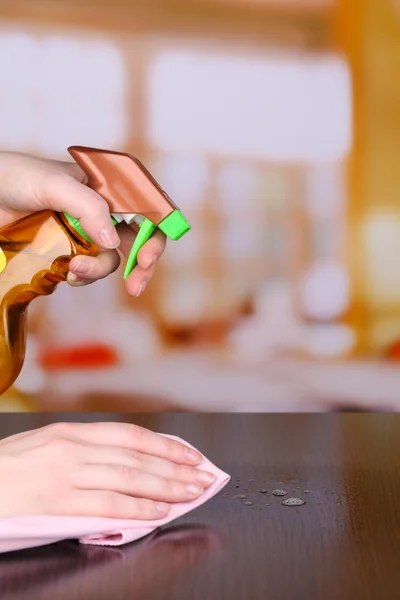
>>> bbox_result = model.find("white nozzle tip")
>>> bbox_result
[111,213,141,226]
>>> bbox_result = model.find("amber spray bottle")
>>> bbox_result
[0,146,191,395]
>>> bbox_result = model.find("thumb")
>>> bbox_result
[43,172,120,249]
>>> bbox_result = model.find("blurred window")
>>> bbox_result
[0,30,127,157]
[147,49,351,162]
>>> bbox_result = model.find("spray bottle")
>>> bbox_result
[0,146,191,395]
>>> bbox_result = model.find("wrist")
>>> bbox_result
[0,152,35,227]
[0,152,22,199]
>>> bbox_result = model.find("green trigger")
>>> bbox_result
[63,210,191,281]
[124,218,156,279]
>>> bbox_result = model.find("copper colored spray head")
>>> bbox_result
[68,146,177,224]
[64,146,191,278]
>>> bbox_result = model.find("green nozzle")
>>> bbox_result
[158,210,191,241]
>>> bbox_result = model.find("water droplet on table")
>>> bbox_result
[244,501,253,506]
[272,489,287,496]
[235,494,247,499]
[282,497,305,506]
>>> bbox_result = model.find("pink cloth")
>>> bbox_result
[0,435,230,554]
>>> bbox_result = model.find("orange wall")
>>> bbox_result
[332,0,400,354]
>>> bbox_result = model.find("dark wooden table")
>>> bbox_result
[1,412,400,600]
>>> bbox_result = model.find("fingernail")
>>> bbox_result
[195,470,216,486]
[68,273,83,284]
[185,447,202,464]
[68,276,88,287]
[186,483,204,496]
[146,256,156,269]
[136,281,147,297]
[155,502,170,514]
[99,226,120,249]
[71,260,89,275]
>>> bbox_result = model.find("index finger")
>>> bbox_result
[137,228,167,269]
[117,223,167,269]
[54,422,202,465]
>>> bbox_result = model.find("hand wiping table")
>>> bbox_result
[0,435,230,553]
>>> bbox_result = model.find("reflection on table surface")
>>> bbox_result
[0,525,223,600]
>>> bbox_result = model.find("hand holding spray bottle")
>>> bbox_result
[0,146,191,395]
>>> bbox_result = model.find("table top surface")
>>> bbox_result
[1,412,400,600]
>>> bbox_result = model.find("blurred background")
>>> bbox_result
[1,0,400,412]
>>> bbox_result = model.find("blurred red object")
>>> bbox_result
[39,343,120,370]
[386,340,400,361]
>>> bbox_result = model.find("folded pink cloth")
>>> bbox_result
[0,435,230,554]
